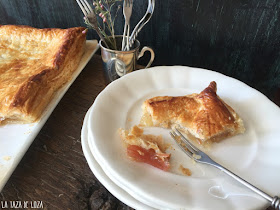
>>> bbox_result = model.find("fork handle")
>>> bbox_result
[215,164,280,209]
[122,23,128,51]
[128,1,154,48]
[128,14,150,48]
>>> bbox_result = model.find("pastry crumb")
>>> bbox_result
[179,165,192,176]
[3,156,11,161]
[192,154,201,159]
[24,130,32,135]
[43,145,48,151]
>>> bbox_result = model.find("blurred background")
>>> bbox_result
[0,0,280,101]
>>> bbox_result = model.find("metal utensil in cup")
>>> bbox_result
[125,0,155,50]
[76,0,109,48]
[100,35,155,82]
[122,0,133,51]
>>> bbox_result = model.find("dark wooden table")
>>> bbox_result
[0,54,279,210]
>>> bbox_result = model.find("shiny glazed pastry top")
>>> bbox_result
[0,25,86,124]
[141,81,245,144]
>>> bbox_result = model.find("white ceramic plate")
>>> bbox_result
[82,108,156,210]
[88,66,280,209]
[0,40,99,191]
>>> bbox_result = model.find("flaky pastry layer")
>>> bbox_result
[140,81,245,144]
[0,25,87,124]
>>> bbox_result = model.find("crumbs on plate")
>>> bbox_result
[179,165,192,176]
[3,156,11,161]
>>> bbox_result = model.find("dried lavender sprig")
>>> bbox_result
[92,0,122,50]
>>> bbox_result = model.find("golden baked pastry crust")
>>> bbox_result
[119,126,171,171]
[141,81,245,143]
[0,25,86,124]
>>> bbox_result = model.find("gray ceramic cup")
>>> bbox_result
[100,36,155,82]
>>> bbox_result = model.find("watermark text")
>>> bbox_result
[1,201,43,209]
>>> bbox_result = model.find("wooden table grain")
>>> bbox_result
[0,54,279,210]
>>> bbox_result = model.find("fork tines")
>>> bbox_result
[122,0,133,51]
[76,0,94,17]
[170,129,280,207]
[124,0,133,6]
[170,128,201,160]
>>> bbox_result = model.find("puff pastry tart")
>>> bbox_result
[0,25,87,124]
[119,126,170,171]
[140,81,245,144]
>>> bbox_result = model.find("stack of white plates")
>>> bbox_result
[81,66,280,210]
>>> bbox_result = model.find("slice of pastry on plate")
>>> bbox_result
[140,81,245,145]
[119,125,170,171]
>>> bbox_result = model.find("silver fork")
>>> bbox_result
[170,128,280,210]
[126,0,155,49]
[122,0,133,51]
[76,0,109,48]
